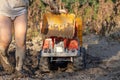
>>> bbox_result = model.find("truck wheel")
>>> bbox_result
[39,57,50,73]
[73,47,87,71]
[38,50,50,73]
[80,47,87,69]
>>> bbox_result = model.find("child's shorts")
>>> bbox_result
[0,0,29,20]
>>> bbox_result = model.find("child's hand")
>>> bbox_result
[59,9,67,13]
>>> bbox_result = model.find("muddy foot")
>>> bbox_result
[10,70,27,79]
[0,51,14,74]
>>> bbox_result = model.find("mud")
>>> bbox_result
[0,34,120,80]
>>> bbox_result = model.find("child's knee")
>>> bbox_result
[16,40,25,49]
[0,39,12,49]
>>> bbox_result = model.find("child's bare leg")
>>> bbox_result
[14,13,27,71]
[0,15,14,73]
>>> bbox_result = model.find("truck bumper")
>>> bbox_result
[40,50,80,57]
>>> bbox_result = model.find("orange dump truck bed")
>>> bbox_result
[41,12,83,46]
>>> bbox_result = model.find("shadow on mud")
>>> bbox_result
[86,54,102,68]
[86,42,120,72]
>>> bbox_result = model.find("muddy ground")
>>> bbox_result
[0,34,120,80]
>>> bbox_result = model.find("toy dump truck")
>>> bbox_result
[39,12,86,72]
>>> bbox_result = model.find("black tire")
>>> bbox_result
[80,47,87,69]
[38,50,50,73]
[39,57,50,73]
[73,47,87,71]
